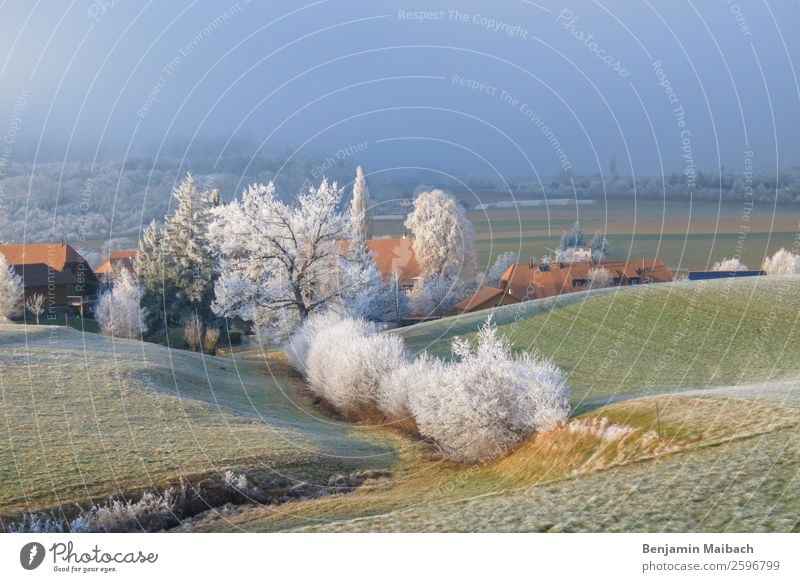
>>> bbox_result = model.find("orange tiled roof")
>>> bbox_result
[95,250,139,275]
[0,243,86,271]
[341,238,420,286]
[500,259,673,301]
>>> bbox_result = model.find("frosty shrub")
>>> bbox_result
[69,490,176,533]
[378,352,435,421]
[283,311,343,376]
[762,248,800,275]
[305,316,409,417]
[204,327,220,355]
[712,257,749,271]
[7,512,66,533]
[95,269,148,338]
[408,322,570,462]
[0,254,24,320]
[183,314,204,351]
[588,267,613,288]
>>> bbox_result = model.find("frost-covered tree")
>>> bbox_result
[405,189,477,315]
[210,180,353,328]
[95,269,148,338]
[136,174,217,331]
[405,189,477,280]
[485,252,518,287]
[762,248,800,275]
[407,321,570,462]
[408,274,471,316]
[341,243,408,322]
[588,267,613,288]
[350,166,372,241]
[589,229,609,262]
[0,255,24,320]
[163,173,216,308]
[25,293,46,325]
[560,220,585,251]
[712,257,749,271]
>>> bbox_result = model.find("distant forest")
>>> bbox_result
[1,155,799,263]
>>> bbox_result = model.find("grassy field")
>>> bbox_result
[0,324,393,520]
[396,277,800,408]
[3,276,799,532]
[374,199,799,273]
[180,277,800,532]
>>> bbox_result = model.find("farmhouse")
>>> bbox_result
[95,249,139,285]
[0,243,98,309]
[341,237,420,288]
[454,286,519,314]
[456,258,673,313]
[10,263,73,305]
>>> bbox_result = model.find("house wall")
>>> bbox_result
[23,285,69,306]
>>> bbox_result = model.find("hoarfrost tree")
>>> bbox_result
[95,269,148,339]
[589,229,609,262]
[162,173,216,311]
[137,174,217,329]
[588,266,613,288]
[0,255,23,320]
[341,243,407,322]
[210,180,355,330]
[560,220,585,251]
[404,189,477,314]
[762,248,800,275]
[712,257,749,271]
[25,292,46,325]
[485,251,518,287]
[350,166,372,241]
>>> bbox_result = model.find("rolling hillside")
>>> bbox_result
[396,276,800,408]
[0,324,394,521]
[182,276,800,532]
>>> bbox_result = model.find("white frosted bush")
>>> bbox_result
[283,311,342,376]
[305,316,409,416]
[378,352,435,420]
[712,257,749,271]
[762,248,800,275]
[408,322,570,462]
[95,269,147,339]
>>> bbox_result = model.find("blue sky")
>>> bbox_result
[0,0,798,177]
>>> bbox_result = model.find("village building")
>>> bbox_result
[0,243,98,312]
[456,258,674,314]
[95,250,139,285]
[454,286,519,314]
[341,237,420,288]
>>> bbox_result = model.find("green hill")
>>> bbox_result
[0,324,393,519]
[396,276,800,408]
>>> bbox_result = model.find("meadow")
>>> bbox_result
[3,278,798,532]
[374,199,800,273]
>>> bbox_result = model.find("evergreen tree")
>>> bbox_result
[350,166,372,241]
